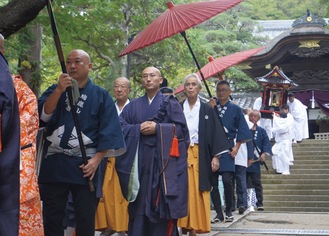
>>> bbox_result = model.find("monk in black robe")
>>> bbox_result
[0,35,20,236]
[116,67,189,236]
[178,73,229,235]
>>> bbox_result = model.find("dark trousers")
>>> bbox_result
[128,215,178,236]
[233,165,248,209]
[246,172,263,207]
[211,171,234,216]
[40,183,98,236]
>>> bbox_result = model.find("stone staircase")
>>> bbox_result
[262,139,329,212]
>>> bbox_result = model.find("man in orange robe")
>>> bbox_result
[95,77,130,236]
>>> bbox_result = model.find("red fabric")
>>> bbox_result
[170,136,179,158]
[167,219,174,236]
[196,47,265,79]
[174,46,265,94]
[119,0,243,57]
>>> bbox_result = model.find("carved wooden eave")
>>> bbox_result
[256,66,298,88]
[242,11,329,92]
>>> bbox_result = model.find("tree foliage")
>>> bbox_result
[1,0,329,97]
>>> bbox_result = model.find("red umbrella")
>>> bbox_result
[196,46,265,79]
[119,0,244,97]
[174,46,265,94]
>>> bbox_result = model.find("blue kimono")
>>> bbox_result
[116,92,189,234]
[247,125,272,173]
[38,79,125,190]
[0,52,20,236]
[216,101,252,172]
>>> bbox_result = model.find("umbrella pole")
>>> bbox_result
[180,31,212,98]
[45,0,94,192]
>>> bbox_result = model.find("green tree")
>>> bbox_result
[2,0,329,97]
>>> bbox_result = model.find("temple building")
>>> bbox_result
[241,11,329,137]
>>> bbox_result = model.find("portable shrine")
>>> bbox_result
[255,66,298,118]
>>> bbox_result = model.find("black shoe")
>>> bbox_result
[257,206,264,211]
[225,215,234,222]
[238,207,245,215]
[211,215,224,223]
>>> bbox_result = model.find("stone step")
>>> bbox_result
[263,184,329,190]
[264,200,329,208]
[262,173,329,179]
[294,140,329,145]
[290,164,329,169]
[293,146,329,151]
[286,169,329,174]
[255,139,329,212]
[292,150,329,156]
[287,155,329,161]
[262,177,329,185]
[264,189,329,195]
[263,193,329,201]
[263,206,329,212]
[261,165,329,172]
[291,160,329,165]
[269,156,328,162]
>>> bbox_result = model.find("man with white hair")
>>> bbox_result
[177,73,228,235]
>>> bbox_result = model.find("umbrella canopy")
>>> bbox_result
[196,46,266,79]
[174,46,265,94]
[119,0,243,57]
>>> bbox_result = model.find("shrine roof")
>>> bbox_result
[256,66,298,87]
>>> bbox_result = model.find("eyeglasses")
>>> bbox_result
[217,89,229,93]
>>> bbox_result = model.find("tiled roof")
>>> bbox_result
[196,92,259,109]
[231,92,259,109]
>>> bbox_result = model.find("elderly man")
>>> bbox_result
[247,109,272,210]
[116,66,190,236]
[177,73,228,235]
[114,77,131,114]
[38,49,126,236]
[96,77,131,236]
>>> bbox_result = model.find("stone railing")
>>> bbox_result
[314,132,329,140]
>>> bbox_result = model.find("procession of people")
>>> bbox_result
[0,30,311,236]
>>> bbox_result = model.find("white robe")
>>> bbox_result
[286,113,295,162]
[287,98,309,141]
[235,114,253,167]
[235,143,248,167]
[253,97,262,110]
[271,116,293,174]
[115,99,130,116]
[253,97,273,139]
